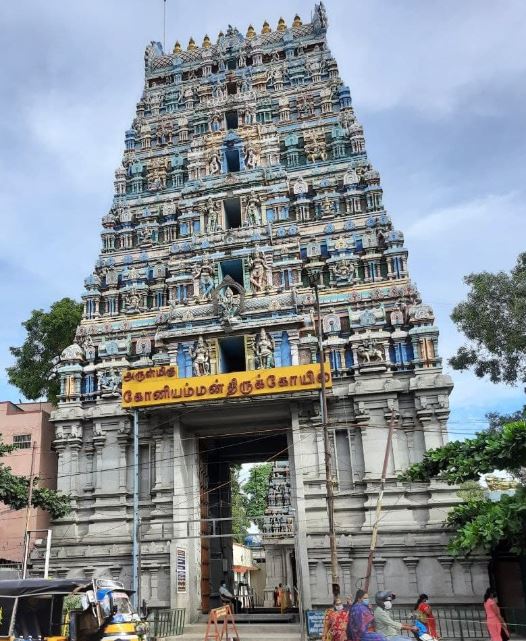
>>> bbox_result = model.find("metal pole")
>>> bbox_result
[44,529,52,579]
[9,441,37,635]
[22,441,37,578]
[137,518,142,610]
[132,409,140,608]
[313,282,340,599]
[363,410,397,592]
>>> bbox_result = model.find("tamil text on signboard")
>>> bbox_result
[122,363,332,409]
[176,547,187,593]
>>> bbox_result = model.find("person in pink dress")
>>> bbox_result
[484,588,509,641]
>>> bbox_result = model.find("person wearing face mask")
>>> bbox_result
[323,598,349,641]
[415,594,439,639]
[347,590,388,641]
[374,591,417,641]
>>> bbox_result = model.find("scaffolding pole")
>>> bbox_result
[363,409,397,592]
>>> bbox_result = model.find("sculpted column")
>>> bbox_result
[289,404,312,609]
[117,421,131,507]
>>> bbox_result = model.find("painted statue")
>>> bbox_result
[255,328,275,369]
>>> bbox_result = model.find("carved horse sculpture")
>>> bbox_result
[357,342,384,363]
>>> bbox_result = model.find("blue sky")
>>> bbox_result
[0,0,524,437]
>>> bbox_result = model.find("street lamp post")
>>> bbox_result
[303,263,340,600]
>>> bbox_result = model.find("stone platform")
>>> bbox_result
[168,622,302,641]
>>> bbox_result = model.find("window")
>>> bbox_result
[218,336,246,373]
[224,197,241,229]
[225,110,239,130]
[225,147,240,172]
[13,434,31,449]
[220,259,244,287]
[139,443,154,498]
[227,81,237,95]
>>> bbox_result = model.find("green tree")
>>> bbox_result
[0,437,71,518]
[449,253,526,385]
[243,463,272,520]
[231,465,250,543]
[7,298,83,403]
[400,418,526,555]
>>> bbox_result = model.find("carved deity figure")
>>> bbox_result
[357,340,384,364]
[218,286,240,319]
[191,336,211,376]
[148,156,169,190]
[244,145,259,170]
[193,260,215,301]
[204,198,221,234]
[305,136,328,162]
[125,289,142,313]
[246,194,261,226]
[244,104,256,124]
[255,328,275,369]
[209,151,221,175]
[249,252,267,293]
[99,368,121,396]
[210,112,222,132]
[333,260,354,283]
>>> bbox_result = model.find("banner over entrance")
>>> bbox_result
[122,363,332,409]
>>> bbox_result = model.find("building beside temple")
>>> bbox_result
[45,3,488,620]
[0,401,56,571]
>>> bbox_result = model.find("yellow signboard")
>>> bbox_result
[122,363,332,409]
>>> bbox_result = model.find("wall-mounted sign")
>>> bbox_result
[176,547,187,593]
[306,609,327,639]
[122,363,332,409]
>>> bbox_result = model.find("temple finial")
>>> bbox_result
[293,14,302,28]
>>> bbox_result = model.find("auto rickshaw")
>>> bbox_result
[0,577,148,641]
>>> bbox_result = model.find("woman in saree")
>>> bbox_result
[414,594,439,638]
[347,590,388,641]
[323,599,349,641]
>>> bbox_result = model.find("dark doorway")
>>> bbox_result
[220,259,244,286]
[224,198,242,229]
[225,147,240,172]
[218,336,245,373]
[225,110,239,130]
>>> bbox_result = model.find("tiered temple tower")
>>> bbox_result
[47,4,488,619]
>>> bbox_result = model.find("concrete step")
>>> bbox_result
[168,622,302,641]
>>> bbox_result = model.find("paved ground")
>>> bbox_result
[164,622,302,640]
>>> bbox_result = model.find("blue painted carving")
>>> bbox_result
[280,332,292,366]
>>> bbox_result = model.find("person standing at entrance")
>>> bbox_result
[219,580,241,614]
[484,588,509,641]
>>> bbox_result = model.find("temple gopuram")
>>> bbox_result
[45,3,487,620]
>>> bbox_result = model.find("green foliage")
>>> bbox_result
[0,435,71,519]
[231,465,250,543]
[399,420,526,485]
[400,418,526,555]
[230,463,272,542]
[243,463,272,520]
[449,253,526,385]
[7,297,83,403]
[446,489,526,555]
